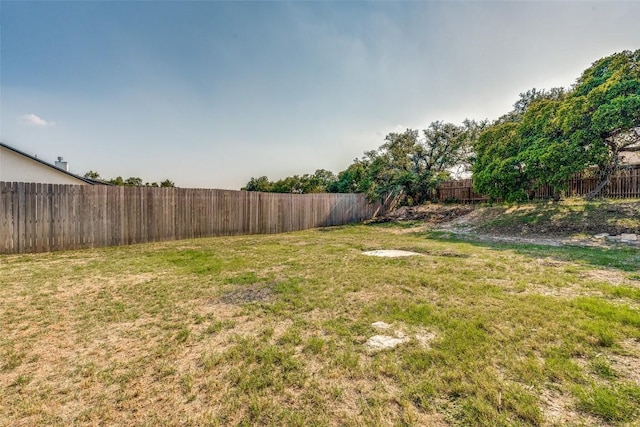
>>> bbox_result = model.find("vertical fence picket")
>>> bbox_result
[0,183,11,253]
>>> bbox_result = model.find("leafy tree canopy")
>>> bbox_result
[333,120,484,204]
[242,120,483,205]
[473,49,640,201]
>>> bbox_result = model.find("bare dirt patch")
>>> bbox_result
[376,204,475,225]
[506,282,605,299]
[580,269,638,287]
[609,339,640,386]
[539,387,602,427]
[219,283,275,304]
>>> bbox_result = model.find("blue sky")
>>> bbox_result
[2,1,639,189]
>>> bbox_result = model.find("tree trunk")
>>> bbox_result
[585,174,610,200]
[586,150,619,201]
[586,128,639,200]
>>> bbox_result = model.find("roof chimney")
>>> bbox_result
[55,156,69,171]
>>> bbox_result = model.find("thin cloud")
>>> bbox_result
[19,113,55,127]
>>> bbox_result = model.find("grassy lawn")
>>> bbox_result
[1,223,640,426]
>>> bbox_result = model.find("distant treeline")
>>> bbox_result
[243,49,640,204]
[84,171,175,188]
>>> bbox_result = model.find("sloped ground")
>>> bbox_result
[377,199,640,246]
[378,204,476,226]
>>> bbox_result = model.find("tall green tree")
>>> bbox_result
[239,120,479,203]
[473,121,529,202]
[338,120,483,204]
[571,50,640,198]
[328,159,372,194]
[473,50,640,201]
[306,169,337,193]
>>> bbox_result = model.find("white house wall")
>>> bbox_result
[0,146,88,185]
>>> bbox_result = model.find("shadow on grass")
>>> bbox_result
[420,230,640,274]
[365,219,426,229]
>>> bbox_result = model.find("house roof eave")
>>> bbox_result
[0,141,107,185]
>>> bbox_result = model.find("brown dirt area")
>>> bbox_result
[375,200,640,248]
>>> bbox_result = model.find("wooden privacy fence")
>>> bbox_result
[568,167,640,199]
[437,166,640,203]
[0,183,383,254]
[436,179,488,203]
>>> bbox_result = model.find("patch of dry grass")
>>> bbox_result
[2,224,640,426]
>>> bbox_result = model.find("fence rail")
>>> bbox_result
[437,166,640,203]
[0,183,382,254]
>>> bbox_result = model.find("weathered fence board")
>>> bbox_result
[0,184,382,254]
[436,179,489,203]
[437,166,640,203]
